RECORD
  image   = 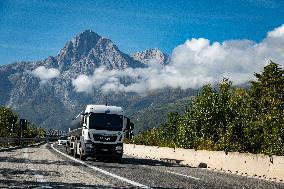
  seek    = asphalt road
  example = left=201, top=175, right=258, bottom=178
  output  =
left=51, top=143, right=284, bottom=189
left=0, top=143, right=283, bottom=188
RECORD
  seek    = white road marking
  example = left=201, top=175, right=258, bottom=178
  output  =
left=23, top=148, right=28, bottom=158
left=166, top=171, right=201, bottom=180
left=51, top=144, right=151, bottom=189
left=32, top=173, right=53, bottom=188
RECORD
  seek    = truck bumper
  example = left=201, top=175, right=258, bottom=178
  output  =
left=84, top=143, right=123, bottom=159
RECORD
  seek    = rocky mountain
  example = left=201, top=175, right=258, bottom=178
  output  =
left=0, top=30, right=195, bottom=132
left=57, top=30, right=145, bottom=73
left=132, top=48, right=169, bottom=65
left=1, top=30, right=144, bottom=107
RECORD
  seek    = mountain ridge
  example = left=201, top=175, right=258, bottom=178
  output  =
left=0, top=30, right=194, bottom=132
left=132, top=48, right=169, bottom=65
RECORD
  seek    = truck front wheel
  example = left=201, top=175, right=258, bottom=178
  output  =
left=70, top=149, right=74, bottom=156
left=80, top=150, right=86, bottom=161
left=113, top=156, right=122, bottom=163
left=73, top=148, right=78, bottom=158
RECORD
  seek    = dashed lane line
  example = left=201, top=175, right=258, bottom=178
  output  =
left=166, top=170, right=201, bottom=180
left=124, top=158, right=201, bottom=181
left=51, top=143, right=152, bottom=189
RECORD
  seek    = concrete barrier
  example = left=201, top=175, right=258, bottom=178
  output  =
left=124, top=144, right=284, bottom=181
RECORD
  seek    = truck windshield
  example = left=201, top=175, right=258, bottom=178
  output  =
left=89, top=113, right=123, bottom=131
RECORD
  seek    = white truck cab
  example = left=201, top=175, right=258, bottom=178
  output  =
left=66, top=105, right=133, bottom=162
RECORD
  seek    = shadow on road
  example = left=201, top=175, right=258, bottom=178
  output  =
left=53, top=143, right=189, bottom=169
left=0, top=178, right=180, bottom=189
left=121, top=156, right=190, bottom=168
left=80, top=156, right=190, bottom=170
left=0, top=142, right=46, bottom=152
left=0, top=156, right=81, bottom=167
left=0, top=144, right=80, bottom=167
left=0, top=178, right=126, bottom=189
left=0, top=167, right=60, bottom=179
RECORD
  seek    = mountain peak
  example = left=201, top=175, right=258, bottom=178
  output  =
left=57, top=30, right=103, bottom=69
left=59, top=30, right=101, bottom=58
left=75, top=29, right=101, bottom=42
left=56, top=30, right=145, bottom=71
left=133, top=48, right=169, bottom=65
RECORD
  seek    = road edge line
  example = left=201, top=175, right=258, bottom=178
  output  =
left=51, top=143, right=151, bottom=189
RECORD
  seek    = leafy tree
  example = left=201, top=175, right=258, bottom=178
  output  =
left=216, top=88, right=252, bottom=152
left=175, top=112, right=195, bottom=149
left=159, top=112, right=180, bottom=147
left=0, top=107, right=18, bottom=137
left=188, top=84, right=220, bottom=148
left=131, top=61, right=284, bottom=155
left=248, top=61, right=284, bottom=155
left=132, top=128, right=161, bottom=146
left=0, top=106, right=46, bottom=138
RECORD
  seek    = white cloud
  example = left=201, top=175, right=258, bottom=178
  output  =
left=267, top=24, right=284, bottom=38
left=72, top=24, right=284, bottom=94
left=72, top=74, right=93, bottom=93
left=31, top=66, right=60, bottom=84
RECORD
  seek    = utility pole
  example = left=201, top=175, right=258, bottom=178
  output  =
left=8, top=116, right=16, bottom=146
left=9, top=116, right=16, bottom=133
left=104, top=95, right=108, bottom=106
left=20, top=119, right=27, bottom=146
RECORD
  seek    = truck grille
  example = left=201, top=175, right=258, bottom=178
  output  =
left=93, top=134, right=117, bottom=142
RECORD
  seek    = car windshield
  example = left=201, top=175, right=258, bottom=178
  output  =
left=89, top=113, right=123, bottom=131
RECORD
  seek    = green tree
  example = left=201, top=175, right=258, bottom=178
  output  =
left=131, top=61, right=284, bottom=156
left=248, top=61, right=284, bottom=155
left=0, top=106, right=46, bottom=138
left=132, top=128, right=161, bottom=146
left=188, top=84, right=220, bottom=149
left=216, top=88, right=252, bottom=152
left=0, top=107, right=18, bottom=137
left=159, top=112, right=180, bottom=147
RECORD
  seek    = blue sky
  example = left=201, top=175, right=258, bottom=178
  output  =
left=0, top=0, right=284, bottom=65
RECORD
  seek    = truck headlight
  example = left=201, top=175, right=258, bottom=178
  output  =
left=115, top=146, right=122, bottom=150
left=86, top=143, right=93, bottom=148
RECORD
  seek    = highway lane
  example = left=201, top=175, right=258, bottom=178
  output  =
left=0, top=143, right=114, bottom=188
left=52, top=143, right=284, bottom=189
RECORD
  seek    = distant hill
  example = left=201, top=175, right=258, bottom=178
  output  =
left=129, top=96, right=193, bottom=133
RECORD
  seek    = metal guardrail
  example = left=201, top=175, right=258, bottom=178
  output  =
left=0, top=137, right=41, bottom=143
left=0, top=137, right=43, bottom=148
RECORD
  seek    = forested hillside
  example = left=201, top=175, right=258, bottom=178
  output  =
left=124, top=88, right=196, bottom=133
left=131, top=62, right=284, bottom=156
left=129, top=98, right=191, bottom=133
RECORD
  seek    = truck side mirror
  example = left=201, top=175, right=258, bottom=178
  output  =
left=130, top=122, right=134, bottom=130
left=125, top=131, right=134, bottom=139
left=124, top=117, right=134, bottom=130
left=125, top=118, right=131, bottom=130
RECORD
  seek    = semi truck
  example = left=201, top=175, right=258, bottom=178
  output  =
left=66, top=104, right=134, bottom=162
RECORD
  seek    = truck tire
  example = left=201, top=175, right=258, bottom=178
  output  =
left=73, top=147, right=78, bottom=158
left=70, top=149, right=74, bottom=156
left=80, top=150, right=86, bottom=161
left=113, top=156, right=122, bottom=163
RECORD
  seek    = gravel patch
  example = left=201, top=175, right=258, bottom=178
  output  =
left=0, top=143, right=113, bottom=188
